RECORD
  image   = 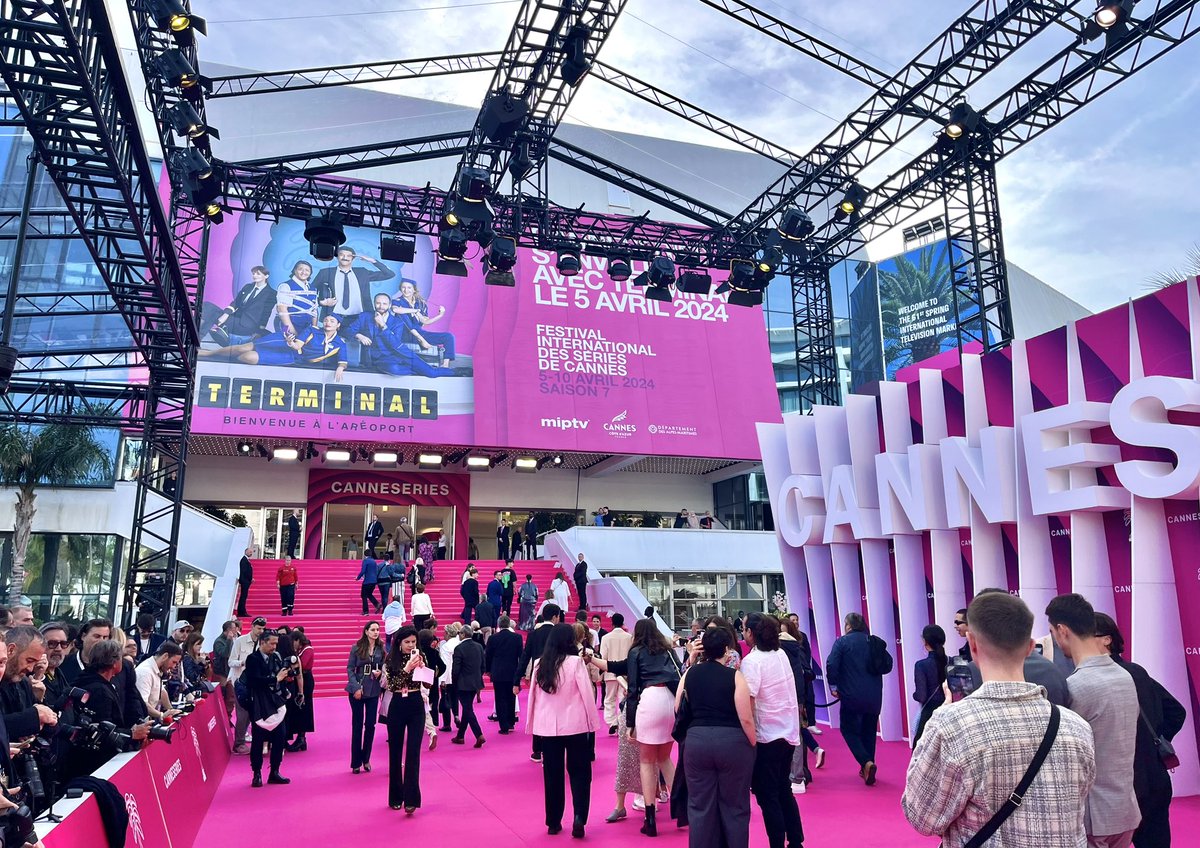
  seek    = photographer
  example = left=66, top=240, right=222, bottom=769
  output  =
left=1, top=628, right=56, bottom=742
left=37, top=623, right=71, bottom=708
left=244, top=629, right=291, bottom=787
left=62, top=639, right=150, bottom=782
left=134, top=642, right=185, bottom=723
left=0, top=638, right=44, bottom=848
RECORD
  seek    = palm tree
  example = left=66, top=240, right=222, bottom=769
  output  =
left=1146, top=244, right=1200, bottom=289
left=0, top=422, right=112, bottom=605
left=878, top=243, right=956, bottom=374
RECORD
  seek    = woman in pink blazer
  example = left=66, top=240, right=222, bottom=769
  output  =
left=527, top=622, right=598, bottom=838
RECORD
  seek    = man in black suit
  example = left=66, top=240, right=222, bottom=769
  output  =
left=237, top=546, right=254, bottom=618
left=515, top=603, right=561, bottom=762
left=312, top=247, right=396, bottom=325
left=132, top=612, right=167, bottom=663
left=524, top=514, right=538, bottom=559
left=365, top=513, right=385, bottom=557
left=210, top=266, right=276, bottom=344
left=452, top=632, right=486, bottom=748
left=286, top=510, right=302, bottom=559
left=485, top=616, right=523, bottom=734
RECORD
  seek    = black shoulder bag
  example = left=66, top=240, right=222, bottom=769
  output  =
left=963, top=704, right=1060, bottom=848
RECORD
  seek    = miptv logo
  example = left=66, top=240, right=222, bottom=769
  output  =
left=604, top=410, right=637, bottom=438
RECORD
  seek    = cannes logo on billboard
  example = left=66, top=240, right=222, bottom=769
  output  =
left=541, top=416, right=590, bottom=430
left=604, top=410, right=637, bottom=437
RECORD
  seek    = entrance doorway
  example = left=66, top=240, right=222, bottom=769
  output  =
left=321, top=503, right=456, bottom=560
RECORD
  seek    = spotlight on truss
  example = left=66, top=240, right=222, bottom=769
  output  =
left=485, top=236, right=518, bottom=287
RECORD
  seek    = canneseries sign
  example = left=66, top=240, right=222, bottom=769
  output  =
left=190, top=201, right=780, bottom=459
left=757, top=278, right=1200, bottom=796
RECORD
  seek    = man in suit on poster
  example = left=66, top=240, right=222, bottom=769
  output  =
left=312, top=247, right=395, bottom=325
left=210, top=266, right=277, bottom=344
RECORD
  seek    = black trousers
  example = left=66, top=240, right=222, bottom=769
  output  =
left=493, top=679, right=516, bottom=731
left=751, top=739, right=803, bottom=848
left=386, top=693, right=424, bottom=809
left=287, top=533, right=299, bottom=559
left=250, top=721, right=286, bottom=775
left=455, top=689, right=482, bottom=739
left=502, top=592, right=514, bottom=616
left=1133, top=794, right=1172, bottom=848
left=413, top=614, right=430, bottom=632
left=839, top=706, right=879, bottom=768
left=361, top=582, right=381, bottom=614
left=460, top=600, right=473, bottom=623
left=439, top=684, right=458, bottom=729
left=279, top=584, right=296, bottom=615
left=349, top=694, right=379, bottom=769
left=575, top=578, right=588, bottom=610
left=539, top=733, right=592, bottom=827
left=236, top=579, right=252, bottom=616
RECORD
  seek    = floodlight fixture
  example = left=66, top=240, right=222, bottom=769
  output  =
left=154, top=49, right=199, bottom=89
left=608, top=253, right=632, bottom=282
left=147, top=0, right=206, bottom=36
left=514, top=457, right=539, bottom=473
left=1096, top=0, right=1134, bottom=28
left=272, top=448, right=299, bottom=461
left=436, top=210, right=469, bottom=276
left=556, top=245, right=582, bottom=276
left=305, top=212, right=347, bottom=262
left=457, top=167, right=492, bottom=203
left=561, top=24, right=592, bottom=86
left=237, top=441, right=253, bottom=455
left=325, top=448, right=352, bottom=463
left=167, top=102, right=217, bottom=141
left=777, top=207, right=815, bottom=243
left=372, top=451, right=399, bottom=465
left=485, top=236, right=518, bottom=286
left=465, top=455, right=493, bottom=471
left=417, top=452, right=444, bottom=469
left=676, top=271, right=712, bottom=295
left=834, top=183, right=867, bottom=222
left=944, top=102, right=981, bottom=139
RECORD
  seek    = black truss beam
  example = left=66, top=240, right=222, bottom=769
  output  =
left=546, top=137, right=730, bottom=225
left=697, top=0, right=890, bottom=88
left=0, top=208, right=78, bottom=238
left=0, top=377, right=152, bottom=426
left=457, top=0, right=628, bottom=189
left=15, top=348, right=143, bottom=373
left=0, top=0, right=197, bottom=370
left=207, top=51, right=509, bottom=98
left=237, top=132, right=473, bottom=175
left=719, top=0, right=1078, bottom=248
left=790, top=262, right=839, bottom=411
left=810, top=0, right=1200, bottom=260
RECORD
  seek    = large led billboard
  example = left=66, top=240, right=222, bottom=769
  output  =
left=191, top=212, right=781, bottom=459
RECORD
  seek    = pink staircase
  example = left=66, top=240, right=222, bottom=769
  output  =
left=237, top=558, right=578, bottom=698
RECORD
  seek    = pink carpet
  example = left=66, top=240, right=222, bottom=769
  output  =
left=195, top=691, right=1200, bottom=847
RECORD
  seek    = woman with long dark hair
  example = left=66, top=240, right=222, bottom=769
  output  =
left=779, top=618, right=823, bottom=792
left=383, top=625, right=427, bottom=813
left=346, top=621, right=386, bottom=774
left=626, top=618, right=680, bottom=836
left=528, top=622, right=597, bottom=838
left=912, top=624, right=948, bottom=745
left=677, top=627, right=757, bottom=848
left=287, top=628, right=315, bottom=752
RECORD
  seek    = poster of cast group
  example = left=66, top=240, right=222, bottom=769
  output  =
left=191, top=205, right=783, bottom=460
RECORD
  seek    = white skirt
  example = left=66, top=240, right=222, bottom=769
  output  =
left=634, top=685, right=676, bottom=745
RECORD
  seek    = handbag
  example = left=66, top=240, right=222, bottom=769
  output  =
left=379, top=689, right=392, bottom=721
left=671, top=684, right=693, bottom=744
left=254, top=704, right=287, bottom=732
left=962, top=704, right=1060, bottom=848
left=1139, top=707, right=1180, bottom=769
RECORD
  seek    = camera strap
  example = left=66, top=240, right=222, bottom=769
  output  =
left=962, top=704, right=1060, bottom=848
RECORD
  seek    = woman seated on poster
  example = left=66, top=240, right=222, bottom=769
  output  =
left=391, top=280, right=457, bottom=368
left=200, top=314, right=348, bottom=381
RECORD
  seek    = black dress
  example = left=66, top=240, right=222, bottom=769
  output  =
left=288, top=645, right=316, bottom=735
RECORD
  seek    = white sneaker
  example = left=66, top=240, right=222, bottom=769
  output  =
left=632, top=795, right=645, bottom=812
left=791, top=781, right=807, bottom=794
left=809, top=726, right=823, bottom=736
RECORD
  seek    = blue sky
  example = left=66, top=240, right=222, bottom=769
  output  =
left=194, top=0, right=1200, bottom=313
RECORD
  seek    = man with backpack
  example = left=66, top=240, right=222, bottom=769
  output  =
left=826, top=612, right=893, bottom=786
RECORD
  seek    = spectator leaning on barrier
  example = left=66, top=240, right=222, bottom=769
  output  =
left=63, top=638, right=151, bottom=782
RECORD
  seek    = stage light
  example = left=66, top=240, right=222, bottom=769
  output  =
left=728, top=289, right=764, bottom=307
left=272, top=448, right=299, bottom=461
left=508, top=136, right=537, bottom=181
left=556, top=245, right=582, bottom=276
left=373, top=451, right=399, bottom=464
left=485, top=236, right=517, bottom=287
left=147, top=0, right=206, bottom=36
left=608, top=253, right=632, bottom=282
left=633, top=256, right=675, bottom=287
left=676, top=271, right=712, bottom=295
left=515, top=457, right=539, bottom=473
left=552, top=454, right=564, bottom=466
left=757, top=246, right=783, bottom=275
left=834, top=183, right=867, bottom=222
left=1096, top=0, right=1134, bottom=28
left=304, top=212, right=347, bottom=262
left=176, top=147, right=213, bottom=181
left=561, top=24, right=592, bottom=86
left=154, top=49, right=199, bottom=89
left=237, top=441, right=252, bottom=455
left=466, top=455, right=492, bottom=471
left=380, top=232, right=416, bottom=263
left=457, top=166, right=491, bottom=203
left=417, top=452, right=444, bottom=469
left=166, top=102, right=217, bottom=141
left=536, top=455, right=565, bottom=470
left=944, top=102, right=981, bottom=139
left=325, top=448, right=352, bottom=463
left=777, top=207, right=815, bottom=243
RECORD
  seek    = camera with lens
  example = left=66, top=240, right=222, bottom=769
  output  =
left=0, top=792, right=35, bottom=848
left=143, top=720, right=178, bottom=744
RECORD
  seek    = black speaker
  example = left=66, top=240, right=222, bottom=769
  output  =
left=480, top=92, right=528, bottom=143
left=380, top=232, right=416, bottom=263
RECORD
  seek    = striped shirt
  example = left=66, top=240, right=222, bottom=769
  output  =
left=902, top=681, right=1095, bottom=847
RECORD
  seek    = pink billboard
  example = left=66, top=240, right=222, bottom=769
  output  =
left=191, top=208, right=780, bottom=459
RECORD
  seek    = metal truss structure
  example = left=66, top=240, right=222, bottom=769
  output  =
left=1, top=0, right=1199, bottom=619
